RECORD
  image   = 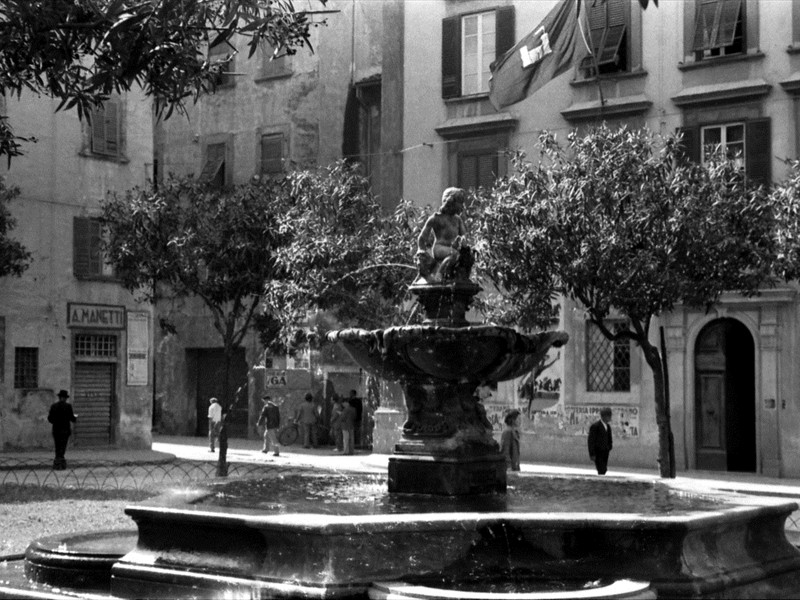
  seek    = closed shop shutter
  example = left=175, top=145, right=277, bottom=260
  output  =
left=73, top=363, right=114, bottom=445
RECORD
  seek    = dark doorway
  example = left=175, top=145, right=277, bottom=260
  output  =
left=191, top=348, right=249, bottom=439
left=694, top=319, right=756, bottom=472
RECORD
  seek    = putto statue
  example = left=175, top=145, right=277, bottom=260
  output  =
left=415, top=187, right=474, bottom=283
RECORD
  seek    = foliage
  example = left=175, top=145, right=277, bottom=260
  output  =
left=0, top=0, right=327, bottom=160
left=101, top=177, right=287, bottom=358
left=0, top=176, right=31, bottom=278
left=771, top=159, right=800, bottom=282
left=479, top=125, right=776, bottom=477
left=261, top=161, right=422, bottom=351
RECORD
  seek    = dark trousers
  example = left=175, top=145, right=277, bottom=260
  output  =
left=594, top=450, right=610, bottom=475
left=53, top=432, right=70, bottom=469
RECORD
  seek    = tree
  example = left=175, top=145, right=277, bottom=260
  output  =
left=0, top=0, right=328, bottom=161
left=102, top=177, right=288, bottom=474
left=478, top=126, right=776, bottom=478
left=262, top=160, right=423, bottom=350
left=0, top=176, right=31, bottom=278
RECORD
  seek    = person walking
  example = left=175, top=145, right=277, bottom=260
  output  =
left=500, top=409, right=521, bottom=472
left=208, top=397, right=222, bottom=453
left=588, top=407, right=614, bottom=475
left=257, top=395, right=282, bottom=456
left=329, top=396, right=344, bottom=452
left=48, top=389, right=77, bottom=470
left=296, top=393, right=318, bottom=449
left=340, top=398, right=357, bottom=455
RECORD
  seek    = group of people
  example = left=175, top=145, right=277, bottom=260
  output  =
left=251, top=390, right=360, bottom=457
left=500, top=405, right=614, bottom=475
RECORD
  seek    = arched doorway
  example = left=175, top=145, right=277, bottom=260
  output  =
left=694, top=319, right=756, bottom=472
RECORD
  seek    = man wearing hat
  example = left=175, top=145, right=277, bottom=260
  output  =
left=47, top=390, right=77, bottom=470
left=256, top=395, right=281, bottom=456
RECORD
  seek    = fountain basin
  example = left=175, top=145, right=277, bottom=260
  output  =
left=99, top=473, right=800, bottom=599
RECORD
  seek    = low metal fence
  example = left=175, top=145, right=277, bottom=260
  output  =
left=0, top=458, right=285, bottom=492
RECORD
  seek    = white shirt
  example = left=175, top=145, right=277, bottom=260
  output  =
left=208, top=402, right=222, bottom=423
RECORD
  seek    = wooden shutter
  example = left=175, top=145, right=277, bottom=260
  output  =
left=442, top=16, right=461, bottom=98
left=676, top=126, right=701, bottom=164
left=90, top=100, right=120, bottom=157
left=260, top=134, right=284, bottom=175
left=495, top=6, right=515, bottom=60
left=745, top=118, right=771, bottom=185
left=73, top=217, right=102, bottom=277
left=587, top=0, right=627, bottom=67
left=90, top=107, right=106, bottom=155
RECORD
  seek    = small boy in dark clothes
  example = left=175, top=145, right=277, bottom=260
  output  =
left=500, top=409, right=521, bottom=471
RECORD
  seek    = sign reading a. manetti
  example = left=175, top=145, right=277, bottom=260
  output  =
left=67, top=303, right=126, bottom=329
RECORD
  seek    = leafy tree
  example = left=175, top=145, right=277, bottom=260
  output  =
left=478, top=126, right=776, bottom=478
left=0, top=0, right=328, bottom=160
left=262, top=160, right=423, bottom=350
left=102, top=177, right=288, bottom=474
left=0, top=176, right=31, bottom=278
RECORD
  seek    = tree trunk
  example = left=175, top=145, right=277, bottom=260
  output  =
left=641, top=341, right=674, bottom=478
left=216, top=346, right=233, bottom=478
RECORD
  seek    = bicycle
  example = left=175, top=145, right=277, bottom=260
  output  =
left=277, top=421, right=329, bottom=447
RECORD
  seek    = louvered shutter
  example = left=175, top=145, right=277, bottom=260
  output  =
left=104, top=101, right=119, bottom=156
left=73, top=217, right=102, bottom=277
left=442, top=16, right=461, bottom=98
left=745, top=118, right=771, bottom=185
left=91, top=107, right=106, bottom=155
left=260, top=135, right=284, bottom=175
left=495, top=6, right=515, bottom=60
left=675, top=127, right=701, bottom=164
left=587, top=0, right=626, bottom=67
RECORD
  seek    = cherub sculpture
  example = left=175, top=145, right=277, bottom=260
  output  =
left=416, top=187, right=473, bottom=283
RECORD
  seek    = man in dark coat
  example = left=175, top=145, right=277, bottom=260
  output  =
left=48, top=389, right=77, bottom=470
left=588, top=406, right=613, bottom=475
left=257, top=395, right=281, bottom=456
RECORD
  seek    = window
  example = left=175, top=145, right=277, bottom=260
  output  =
left=209, top=43, right=235, bottom=87
left=693, top=0, right=744, bottom=59
left=458, top=150, right=498, bottom=190
left=701, top=122, right=745, bottom=169
left=73, top=217, right=113, bottom=279
left=582, top=0, right=629, bottom=76
left=200, top=142, right=227, bottom=188
left=256, top=44, right=291, bottom=81
left=260, top=134, right=284, bottom=177
left=586, top=322, right=630, bottom=392
left=89, top=99, right=121, bottom=158
left=14, top=347, right=38, bottom=389
left=679, top=118, right=770, bottom=184
left=442, top=6, right=514, bottom=99
left=74, top=334, right=117, bottom=358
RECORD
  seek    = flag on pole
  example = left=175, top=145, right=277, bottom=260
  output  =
left=489, top=0, right=590, bottom=110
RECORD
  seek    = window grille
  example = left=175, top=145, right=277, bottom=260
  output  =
left=14, top=347, right=38, bottom=388
left=74, top=334, right=118, bottom=358
left=586, top=322, right=630, bottom=392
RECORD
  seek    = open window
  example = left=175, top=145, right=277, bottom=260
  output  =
left=692, top=0, right=744, bottom=59
left=582, top=0, right=629, bottom=77
left=200, top=142, right=227, bottom=188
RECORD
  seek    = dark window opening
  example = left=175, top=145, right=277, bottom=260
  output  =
left=14, top=347, right=38, bottom=389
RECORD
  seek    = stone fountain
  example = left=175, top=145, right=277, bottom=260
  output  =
left=5, top=188, right=800, bottom=599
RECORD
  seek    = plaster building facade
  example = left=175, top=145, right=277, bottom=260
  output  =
left=153, top=0, right=398, bottom=441
left=373, top=0, right=800, bottom=478
left=0, top=91, right=155, bottom=450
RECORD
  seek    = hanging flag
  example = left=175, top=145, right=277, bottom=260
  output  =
left=489, top=0, right=590, bottom=110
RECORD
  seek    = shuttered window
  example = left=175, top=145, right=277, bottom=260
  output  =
left=14, top=347, right=38, bottom=389
left=583, top=0, right=628, bottom=75
left=260, top=134, right=284, bottom=176
left=678, top=118, right=771, bottom=184
left=200, top=142, right=226, bottom=188
left=693, top=0, right=743, bottom=57
left=73, top=217, right=113, bottom=279
left=458, top=151, right=498, bottom=191
left=257, top=44, right=291, bottom=80
left=442, top=6, right=515, bottom=99
left=90, top=99, right=121, bottom=157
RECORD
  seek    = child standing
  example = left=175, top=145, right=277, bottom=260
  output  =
left=500, top=409, right=521, bottom=471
